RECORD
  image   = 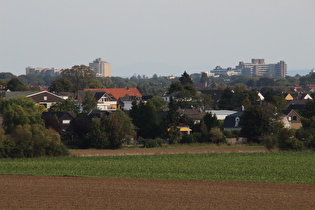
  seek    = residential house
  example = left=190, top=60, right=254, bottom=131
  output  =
left=85, top=88, right=143, bottom=100
left=178, top=108, right=206, bottom=124
left=4, top=90, right=64, bottom=109
left=288, top=93, right=313, bottom=111
left=83, top=88, right=143, bottom=110
left=284, top=93, right=294, bottom=101
left=42, top=111, right=77, bottom=133
left=177, top=126, right=192, bottom=135
left=199, top=90, right=223, bottom=109
left=299, top=93, right=312, bottom=100
left=119, top=96, right=141, bottom=110
left=77, top=90, right=118, bottom=110
left=222, top=112, right=243, bottom=131
left=281, top=109, right=302, bottom=129
left=205, top=110, right=238, bottom=120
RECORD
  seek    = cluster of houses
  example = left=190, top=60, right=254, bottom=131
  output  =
left=0, top=88, right=143, bottom=135
left=0, top=87, right=311, bottom=143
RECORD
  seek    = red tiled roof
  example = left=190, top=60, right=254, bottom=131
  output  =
left=84, top=88, right=142, bottom=99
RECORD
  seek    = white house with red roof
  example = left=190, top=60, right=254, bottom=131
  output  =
left=84, top=88, right=142, bottom=99
left=81, top=88, right=142, bottom=110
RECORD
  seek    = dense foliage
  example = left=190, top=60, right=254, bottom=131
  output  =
left=0, top=97, right=69, bottom=158
left=70, top=110, right=135, bottom=149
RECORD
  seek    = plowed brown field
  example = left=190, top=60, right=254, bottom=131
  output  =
left=0, top=175, right=314, bottom=209
left=1, top=147, right=314, bottom=209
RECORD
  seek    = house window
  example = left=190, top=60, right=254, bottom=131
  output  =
left=62, top=120, right=70, bottom=124
left=44, top=96, right=47, bottom=100
left=292, top=116, right=297, bottom=121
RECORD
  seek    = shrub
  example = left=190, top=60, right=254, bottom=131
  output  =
left=142, top=138, right=164, bottom=148
left=180, top=134, right=195, bottom=144
left=260, top=134, right=278, bottom=150
left=278, top=128, right=304, bottom=151
left=0, top=124, right=69, bottom=158
left=209, top=128, right=226, bottom=143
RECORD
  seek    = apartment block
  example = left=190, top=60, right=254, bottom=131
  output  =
left=25, top=67, right=61, bottom=77
left=89, top=58, right=111, bottom=77
left=211, top=59, right=287, bottom=77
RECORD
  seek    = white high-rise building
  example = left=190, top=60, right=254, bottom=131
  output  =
left=89, top=58, right=111, bottom=77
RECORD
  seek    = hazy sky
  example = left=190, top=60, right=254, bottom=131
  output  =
left=1, top=0, right=315, bottom=77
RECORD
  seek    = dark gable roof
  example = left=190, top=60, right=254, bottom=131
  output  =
left=119, top=95, right=140, bottom=102
left=178, top=109, right=206, bottom=120
left=282, top=109, right=300, bottom=117
left=199, top=90, right=224, bottom=102
left=5, top=91, right=38, bottom=99
left=141, top=95, right=153, bottom=101
left=77, top=91, right=116, bottom=102
left=27, top=91, right=64, bottom=103
left=94, top=92, right=106, bottom=101
left=222, top=112, right=243, bottom=128
left=86, top=110, right=113, bottom=120
left=42, top=111, right=76, bottom=119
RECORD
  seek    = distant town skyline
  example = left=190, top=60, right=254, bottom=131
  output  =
left=1, top=0, right=314, bottom=77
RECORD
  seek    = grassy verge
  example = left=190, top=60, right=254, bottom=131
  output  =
left=0, top=152, right=314, bottom=183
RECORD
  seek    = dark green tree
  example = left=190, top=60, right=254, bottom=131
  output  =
left=86, top=117, right=108, bottom=149
left=102, top=110, right=135, bottom=149
left=61, top=65, right=96, bottom=92
left=6, top=78, right=27, bottom=91
left=179, top=71, right=193, bottom=86
left=82, top=91, right=97, bottom=114
left=256, top=77, right=276, bottom=86
left=200, top=72, right=209, bottom=84
left=218, top=87, right=235, bottom=110
left=48, top=77, right=74, bottom=93
left=1, top=96, right=44, bottom=134
left=240, top=104, right=279, bottom=143
left=301, top=99, right=315, bottom=118
left=202, top=112, right=220, bottom=131
left=147, top=96, right=167, bottom=111
left=49, top=99, right=80, bottom=113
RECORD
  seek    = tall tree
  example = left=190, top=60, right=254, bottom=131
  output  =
left=48, top=77, right=74, bottom=93
left=82, top=91, right=97, bottom=114
left=61, top=65, right=96, bottom=92
left=200, top=72, right=209, bottom=83
left=86, top=117, right=108, bottom=149
left=218, top=87, right=235, bottom=110
left=179, top=71, right=193, bottom=86
left=240, top=103, right=279, bottom=143
left=102, top=110, right=135, bottom=149
left=202, top=112, right=220, bottom=131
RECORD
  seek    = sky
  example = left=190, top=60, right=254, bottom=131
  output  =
left=1, top=0, right=315, bottom=77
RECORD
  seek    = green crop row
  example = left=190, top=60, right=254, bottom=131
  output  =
left=0, top=152, right=314, bottom=183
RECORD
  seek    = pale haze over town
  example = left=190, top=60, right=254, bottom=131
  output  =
left=1, top=0, right=315, bottom=77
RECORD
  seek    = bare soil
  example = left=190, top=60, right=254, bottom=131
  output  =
left=70, top=146, right=269, bottom=156
left=0, top=175, right=314, bottom=209
left=1, top=147, right=314, bottom=209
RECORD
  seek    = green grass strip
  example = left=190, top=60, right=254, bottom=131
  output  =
left=0, top=152, right=314, bottom=184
